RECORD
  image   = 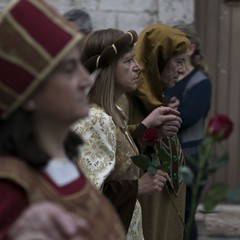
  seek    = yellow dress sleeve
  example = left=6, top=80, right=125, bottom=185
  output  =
left=72, top=107, right=117, bottom=190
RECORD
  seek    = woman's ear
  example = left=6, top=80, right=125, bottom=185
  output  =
left=22, top=99, right=36, bottom=111
left=187, top=43, right=196, bottom=56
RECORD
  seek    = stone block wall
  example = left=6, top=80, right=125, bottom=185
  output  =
left=0, top=0, right=194, bottom=33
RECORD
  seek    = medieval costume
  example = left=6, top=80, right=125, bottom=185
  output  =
left=0, top=157, right=125, bottom=240
left=119, top=24, right=190, bottom=240
left=0, top=1, right=125, bottom=239
left=73, top=29, right=147, bottom=239
left=73, top=105, right=144, bottom=240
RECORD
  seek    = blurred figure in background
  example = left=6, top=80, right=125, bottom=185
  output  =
left=64, top=8, right=93, bottom=35
left=0, top=1, right=124, bottom=239
left=165, top=23, right=212, bottom=240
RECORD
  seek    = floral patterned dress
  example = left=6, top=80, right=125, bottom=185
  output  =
left=73, top=104, right=144, bottom=240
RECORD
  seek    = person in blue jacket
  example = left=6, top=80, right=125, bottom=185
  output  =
left=165, top=23, right=212, bottom=240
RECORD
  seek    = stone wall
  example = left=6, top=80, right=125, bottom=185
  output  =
left=0, top=0, right=194, bottom=33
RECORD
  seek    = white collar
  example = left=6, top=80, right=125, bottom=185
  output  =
left=43, top=158, right=80, bottom=187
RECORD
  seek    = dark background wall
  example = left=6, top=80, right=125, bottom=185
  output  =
left=195, top=0, right=240, bottom=190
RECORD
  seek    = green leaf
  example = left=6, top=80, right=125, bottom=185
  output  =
left=147, top=165, right=157, bottom=175
left=225, top=188, right=240, bottom=203
left=161, top=162, right=170, bottom=172
left=152, top=158, right=160, bottom=168
left=131, top=154, right=151, bottom=171
left=178, top=166, right=194, bottom=185
left=207, top=152, right=229, bottom=174
left=158, top=147, right=170, bottom=164
left=203, top=183, right=228, bottom=212
left=151, top=152, right=158, bottom=160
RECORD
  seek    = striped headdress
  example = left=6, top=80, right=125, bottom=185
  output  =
left=0, top=0, right=83, bottom=119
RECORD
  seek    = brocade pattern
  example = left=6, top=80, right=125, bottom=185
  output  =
left=73, top=105, right=144, bottom=240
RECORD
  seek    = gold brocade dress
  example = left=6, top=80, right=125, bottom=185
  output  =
left=118, top=94, right=186, bottom=240
left=73, top=104, right=144, bottom=240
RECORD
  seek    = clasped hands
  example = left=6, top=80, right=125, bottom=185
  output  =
left=141, top=104, right=181, bottom=137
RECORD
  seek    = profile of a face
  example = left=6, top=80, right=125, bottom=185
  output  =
left=115, top=50, right=141, bottom=95
left=26, top=46, right=92, bottom=125
left=160, top=53, right=186, bottom=89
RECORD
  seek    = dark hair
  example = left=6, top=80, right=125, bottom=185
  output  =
left=63, top=9, right=92, bottom=34
left=81, top=29, right=138, bottom=73
left=0, top=109, right=82, bottom=168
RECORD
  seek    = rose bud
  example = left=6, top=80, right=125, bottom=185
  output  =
left=207, top=114, right=233, bottom=140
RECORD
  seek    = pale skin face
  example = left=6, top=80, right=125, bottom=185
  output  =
left=178, top=43, right=195, bottom=79
left=160, top=53, right=186, bottom=89
left=10, top=49, right=93, bottom=239
left=114, top=50, right=140, bottom=101
left=167, top=48, right=195, bottom=109
left=23, top=46, right=92, bottom=158
left=30, top=46, right=92, bottom=126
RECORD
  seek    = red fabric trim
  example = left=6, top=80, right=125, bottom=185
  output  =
left=0, top=180, right=28, bottom=240
left=11, top=0, right=72, bottom=57
left=40, top=171, right=86, bottom=195
left=0, top=58, right=33, bottom=94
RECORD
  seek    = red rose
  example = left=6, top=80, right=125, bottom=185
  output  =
left=143, top=128, right=159, bottom=145
left=207, top=114, right=233, bottom=140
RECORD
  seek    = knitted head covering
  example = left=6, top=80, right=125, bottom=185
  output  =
left=134, top=23, right=190, bottom=113
left=0, top=0, right=83, bottom=119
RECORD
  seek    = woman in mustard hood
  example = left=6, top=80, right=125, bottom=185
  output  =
left=119, top=23, right=190, bottom=240
left=135, top=23, right=190, bottom=112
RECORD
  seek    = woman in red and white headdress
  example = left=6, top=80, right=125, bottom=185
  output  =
left=0, top=1, right=125, bottom=239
